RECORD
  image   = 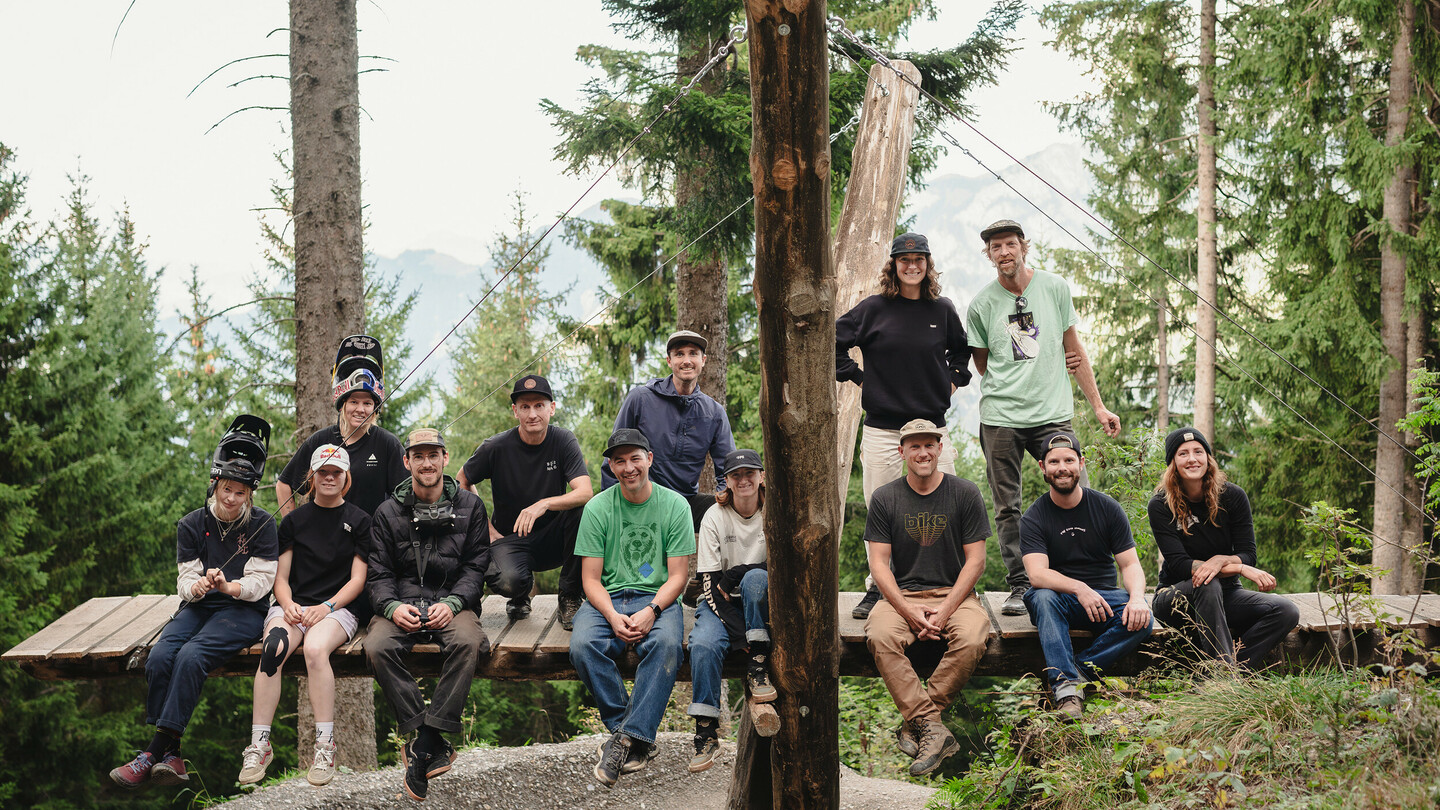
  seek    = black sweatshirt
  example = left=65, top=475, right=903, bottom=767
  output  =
left=1148, top=483, right=1257, bottom=588
left=834, top=294, right=972, bottom=429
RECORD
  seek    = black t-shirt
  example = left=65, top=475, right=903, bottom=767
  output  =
left=1020, top=488, right=1135, bottom=590
left=277, top=425, right=407, bottom=516
left=176, top=505, right=280, bottom=613
left=864, top=474, right=991, bottom=591
left=461, top=426, right=588, bottom=536
left=278, top=500, right=373, bottom=622
left=1148, top=483, right=1256, bottom=587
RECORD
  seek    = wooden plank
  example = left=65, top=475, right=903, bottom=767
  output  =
left=49, top=595, right=167, bottom=659
left=1375, top=593, right=1440, bottom=627
left=1285, top=593, right=1339, bottom=632
left=982, top=591, right=1037, bottom=639
left=478, top=594, right=511, bottom=649
left=2, top=596, right=131, bottom=661
left=87, top=595, right=181, bottom=657
left=495, top=594, right=556, bottom=653
left=837, top=592, right=866, bottom=643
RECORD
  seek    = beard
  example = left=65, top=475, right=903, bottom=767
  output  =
left=1045, top=470, right=1079, bottom=495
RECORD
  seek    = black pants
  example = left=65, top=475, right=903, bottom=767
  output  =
left=1153, top=580, right=1299, bottom=668
left=364, top=611, right=488, bottom=734
left=485, top=508, right=583, bottom=600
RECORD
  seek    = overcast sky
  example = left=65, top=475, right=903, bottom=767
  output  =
left=1, top=2, right=1089, bottom=317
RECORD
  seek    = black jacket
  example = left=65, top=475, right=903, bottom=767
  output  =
left=368, top=476, right=490, bottom=614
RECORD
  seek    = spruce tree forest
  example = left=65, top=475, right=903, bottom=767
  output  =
left=1, top=0, right=1438, bottom=807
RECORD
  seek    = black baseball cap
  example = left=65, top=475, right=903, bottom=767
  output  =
left=722, top=449, right=763, bottom=476
left=510, top=374, right=554, bottom=402
left=1041, top=431, right=1081, bottom=460
left=890, top=232, right=931, bottom=256
left=981, top=219, right=1026, bottom=243
left=604, top=428, right=652, bottom=458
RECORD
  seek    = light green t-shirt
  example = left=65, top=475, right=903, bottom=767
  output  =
left=574, top=483, right=696, bottom=594
left=966, top=268, right=1081, bottom=428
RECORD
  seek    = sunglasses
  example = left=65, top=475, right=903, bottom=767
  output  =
left=1014, top=295, right=1028, bottom=313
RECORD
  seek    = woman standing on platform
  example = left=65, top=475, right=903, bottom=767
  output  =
left=1148, top=427, right=1299, bottom=669
left=239, top=444, right=371, bottom=787
left=109, top=417, right=279, bottom=789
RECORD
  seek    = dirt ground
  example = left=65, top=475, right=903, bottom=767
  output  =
left=221, top=732, right=938, bottom=809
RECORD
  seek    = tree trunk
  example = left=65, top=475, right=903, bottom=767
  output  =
left=1157, top=286, right=1170, bottom=433
left=290, top=0, right=375, bottom=769
left=744, top=1, right=840, bottom=806
left=832, top=61, right=923, bottom=507
left=1194, top=0, right=1218, bottom=440
left=1372, top=0, right=1416, bottom=595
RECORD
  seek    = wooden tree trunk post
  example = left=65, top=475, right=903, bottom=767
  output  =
left=290, top=0, right=375, bottom=770
left=744, top=1, right=841, bottom=807
left=1194, top=0, right=1218, bottom=439
left=1156, top=286, right=1170, bottom=432
left=1373, top=0, right=1416, bottom=595
left=832, top=61, right=923, bottom=507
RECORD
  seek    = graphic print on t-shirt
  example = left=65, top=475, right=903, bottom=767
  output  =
left=1006, top=311, right=1039, bottom=361
left=620, top=519, right=661, bottom=580
left=903, top=511, right=948, bottom=547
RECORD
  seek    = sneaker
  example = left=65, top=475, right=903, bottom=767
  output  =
left=689, top=732, right=721, bottom=773
left=1000, top=586, right=1028, bottom=616
left=402, top=739, right=457, bottom=779
left=1055, top=694, right=1084, bottom=721
left=746, top=656, right=778, bottom=703
left=851, top=588, right=882, bottom=620
left=506, top=594, right=532, bottom=622
left=593, top=732, right=629, bottom=787
left=307, top=741, right=337, bottom=786
left=557, top=594, right=582, bottom=631
left=403, top=746, right=430, bottom=801
left=621, top=738, right=658, bottom=774
left=109, top=752, right=155, bottom=789
left=150, top=752, right=189, bottom=785
left=896, top=717, right=923, bottom=758
left=908, top=719, right=960, bottom=777
left=238, top=742, right=273, bottom=785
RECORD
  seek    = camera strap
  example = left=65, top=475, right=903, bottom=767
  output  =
left=405, top=488, right=435, bottom=602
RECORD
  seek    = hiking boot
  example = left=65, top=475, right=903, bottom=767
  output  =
left=402, top=739, right=456, bottom=779
left=506, top=594, right=532, bottom=622
left=150, top=753, right=189, bottom=785
left=747, top=646, right=778, bottom=703
left=238, top=742, right=273, bottom=785
left=593, top=732, right=629, bottom=787
left=109, top=752, right=155, bottom=789
left=558, top=594, right=582, bottom=631
left=307, top=741, right=337, bottom=786
left=1055, top=694, right=1084, bottom=721
left=908, top=719, right=960, bottom=777
left=403, top=746, right=431, bottom=801
left=1000, top=586, right=1028, bottom=616
left=689, top=731, right=721, bottom=773
left=851, top=588, right=882, bottom=620
left=621, top=738, right=658, bottom=774
left=896, top=716, right=924, bottom=758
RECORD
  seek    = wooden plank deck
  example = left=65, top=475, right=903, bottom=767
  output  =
left=5, top=591, right=1437, bottom=682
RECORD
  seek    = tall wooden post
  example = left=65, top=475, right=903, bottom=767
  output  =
left=833, top=61, right=923, bottom=506
left=1194, top=0, right=1218, bottom=439
left=745, top=1, right=840, bottom=807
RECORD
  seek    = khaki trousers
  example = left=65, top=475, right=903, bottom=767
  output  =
left=865, top=589, right=989, bottom=722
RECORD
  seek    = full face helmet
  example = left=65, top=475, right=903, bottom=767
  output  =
left=332, top=335, right=386, bottom=410
left=210, top=415, right=272, bottom=490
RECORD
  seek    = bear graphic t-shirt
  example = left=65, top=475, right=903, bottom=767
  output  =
left=575, top=483, right=695, bottom=594
left=864, top=474, right=991, bottom=591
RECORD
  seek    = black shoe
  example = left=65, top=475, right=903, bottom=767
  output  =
left=621, top=738, right=658, bottom=774
left=402, top=739, right=456, bottom=779
left=746, top=656, right=777, bottom=703
left=689, top=731, right=721, bottom=773
left=558, top=594, right=582, bottom=631
left=594, top=733, right=629, bottom=787
left=852, top=588, right=882, bottom=620
left=507, top=595, right=532, bottom=622
left=403, top=747, right=431, bottom=801
left=1000, top=586, right=1028, bottom=616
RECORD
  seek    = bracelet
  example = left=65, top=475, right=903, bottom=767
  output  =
left=648, top=603, right=663, bottom=619
left=324, top=601, right=336, bottom=612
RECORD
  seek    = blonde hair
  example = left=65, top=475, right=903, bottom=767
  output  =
left=1157, top=454, right=1228, bottom=535
left=878, top=256, right=942, bottom=300
left=336, top=395, right=378, bottom=437
left=208, top=479, right=255, bottom=528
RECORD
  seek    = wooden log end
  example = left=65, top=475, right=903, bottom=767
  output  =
left=750, top=701, right=780, bottom=737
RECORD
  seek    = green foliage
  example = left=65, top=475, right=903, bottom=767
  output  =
left=1398, top=369, right=1440, bottom=509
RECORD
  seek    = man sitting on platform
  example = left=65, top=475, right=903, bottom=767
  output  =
left=864, top=419, right=991, bottom=776
left=1021, top=432, right=1152, bottom=720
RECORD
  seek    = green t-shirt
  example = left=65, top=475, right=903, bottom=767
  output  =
left=966, top=268, right=1080, bottom=428
left=574, top=483, right=696, bottom=594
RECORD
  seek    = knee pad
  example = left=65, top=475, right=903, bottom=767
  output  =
left=259, top=627, right=290, bottom=677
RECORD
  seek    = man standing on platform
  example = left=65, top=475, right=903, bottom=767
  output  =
left=864, top=419, right=991, bottom=776
left=1021, top=432, right=1151, bottom=720
left=458, top=375, right=592, bottom=629
left=571, top=428, right=694, bottom=787
left=966, top=219, right=1122, bottom=617
left=601, top=330, right=735, bottom=528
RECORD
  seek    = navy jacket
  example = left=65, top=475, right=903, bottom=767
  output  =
left=600, top=375, right=735, bottom=496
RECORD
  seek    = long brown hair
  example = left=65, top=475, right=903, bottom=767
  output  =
left=878, top=256, right=942, bottom=300
left=1157, top=453, right=1228, bottom=535
left=716, top=479, right=765, bottom=513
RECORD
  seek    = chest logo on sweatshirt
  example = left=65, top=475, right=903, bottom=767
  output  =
left=903, top=512, right=948, bottom=547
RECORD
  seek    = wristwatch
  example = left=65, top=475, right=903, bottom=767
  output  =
left=647, top=603, right=663, bottom=619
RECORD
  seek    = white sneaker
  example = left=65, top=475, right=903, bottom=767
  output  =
left=238, top=742, right=273, bottom=785
left=307, top=740, right=337, bottom=786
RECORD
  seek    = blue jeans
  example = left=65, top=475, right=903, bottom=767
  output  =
left=569, top=590, right=684, bottom=745
left=688, top=569, right=770, bottom=719
left=1024, top=587, right=1152, bottom=700
left=146, top=600, right=264, bottom=733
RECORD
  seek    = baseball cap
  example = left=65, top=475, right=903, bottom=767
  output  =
left=980, top=219, right=1026, bottom=243
left=898, top=418, right=946, bottom=444
left=309, top=444, right=351, bottom=472
left=722, top=448, right=763, bottom=475
left=666, top=330, right=709, bottom=354
left=1041, top=431, right=1081, bottom=460
left=510, top=374, right=554, bottom=402
left=604, top=428, right=651, bottom=458
left=890, top=232, right=931, bottom=256
left=403, top=427, right=447, bottom=452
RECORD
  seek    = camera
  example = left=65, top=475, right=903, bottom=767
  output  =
left=411, top=500, right=455, bottom=533
left=406, top=599, right=432, bottom=633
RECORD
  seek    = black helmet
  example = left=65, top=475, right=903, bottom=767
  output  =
left=210, top=415, right=272, bottom=489
left=332, top=335, right=386, bottom=411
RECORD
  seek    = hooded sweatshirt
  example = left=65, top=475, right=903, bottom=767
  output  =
left=600, top=375, right=735, bottom=496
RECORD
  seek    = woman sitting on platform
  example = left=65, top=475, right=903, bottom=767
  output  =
left=109, top=416, right=279, bottom=789
left=240, top=444, right=371, bottom=787
left=1148, top=426, right=1298, bottom=669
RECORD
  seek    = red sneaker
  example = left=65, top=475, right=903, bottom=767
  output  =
left=151, top=753, right=190, bottom=785
left=109, top=752, right=155, bottom=789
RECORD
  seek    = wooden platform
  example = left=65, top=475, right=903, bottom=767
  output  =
left=5, top=592, right=1438, bottom=682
